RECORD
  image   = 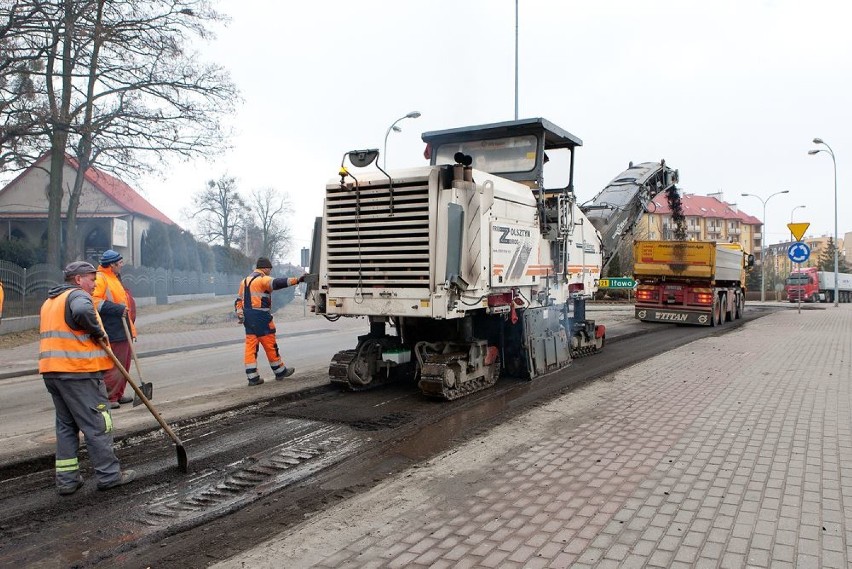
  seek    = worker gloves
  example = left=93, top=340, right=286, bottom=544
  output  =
left=236, top=309, right=244, bottom=324
left=298, top=274, right=306, bottom=283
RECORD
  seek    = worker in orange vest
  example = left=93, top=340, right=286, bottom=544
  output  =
left=235, top=257, right=306, bottom=386
left=92, top=250, right=137, bottom=409
left=39, top=261, right=135, bottom=495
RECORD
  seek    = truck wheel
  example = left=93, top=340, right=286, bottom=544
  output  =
left=734, top=295, right=743, bottom=319
left=710, top=299, right=721, bottom=327
left=723, top=294, right=733, bottom=322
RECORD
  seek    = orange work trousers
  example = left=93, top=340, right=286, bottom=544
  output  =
left=244, top=334, right=285, bottom=381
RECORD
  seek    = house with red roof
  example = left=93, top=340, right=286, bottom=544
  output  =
left=0, top=152, right=175, bottom=266
left=637, top=190, right=763, bottom=259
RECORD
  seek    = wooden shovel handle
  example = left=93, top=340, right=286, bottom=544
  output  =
left=98, top=338, right=183, bottom=446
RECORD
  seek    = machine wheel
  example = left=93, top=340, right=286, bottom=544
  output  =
left=710, top=298, right=720, bottom=327
left=714, top=296, right=723, bottom=326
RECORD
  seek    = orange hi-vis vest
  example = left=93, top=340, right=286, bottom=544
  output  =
left=38, top=290, right=112, bottom=374
left=93, top=266, right=137, bottom=338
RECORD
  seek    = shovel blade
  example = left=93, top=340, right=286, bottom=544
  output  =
left=176, top=443, right=188, bottom=473
left=132, top=382, right=153, bottom=407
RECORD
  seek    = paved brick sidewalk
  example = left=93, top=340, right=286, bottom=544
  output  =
left=214, top=304, right=852, bottom=569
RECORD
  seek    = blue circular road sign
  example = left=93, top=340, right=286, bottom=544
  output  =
left=788, top=241, right=810, bottom=263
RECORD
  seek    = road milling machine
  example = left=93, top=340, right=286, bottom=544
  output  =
left=308, top=118, right=678, bottom=400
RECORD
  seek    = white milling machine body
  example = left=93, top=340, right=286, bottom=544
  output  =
left=310, top=118, right=673, bottom=400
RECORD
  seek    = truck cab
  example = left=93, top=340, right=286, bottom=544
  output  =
left=785, top=267, right=819, bottom=303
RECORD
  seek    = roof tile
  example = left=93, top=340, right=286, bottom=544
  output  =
left=650, top=192, right=762, bottom=225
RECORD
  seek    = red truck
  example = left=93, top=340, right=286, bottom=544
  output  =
left=785, top=266, right=852, bottom=303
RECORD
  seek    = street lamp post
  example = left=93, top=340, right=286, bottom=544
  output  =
left=809, top=139, right=839, bottom=306
left=383, top=111, right=421, bottom=169
left=741, top=190, right=790, bottom=302
left=789, top=205, right=806, bottom=275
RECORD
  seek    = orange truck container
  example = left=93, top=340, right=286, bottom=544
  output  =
left=633, top=240, right=753, bottom=326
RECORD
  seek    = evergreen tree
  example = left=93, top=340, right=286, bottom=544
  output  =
left=817, top=238, right=849, bottom=272
left=181, top=231, right=203, bottom=272
left=603, top=252, right=622, bottom=278
left=167, top=225, right=190, bottom=270
left=211, top=245, right=251, bottom=275
left=140, top=222, right=173, bottom=269
left=196, top=242, right=215, bottom=273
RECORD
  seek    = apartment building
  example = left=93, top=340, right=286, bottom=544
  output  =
left=634, top=191, right=762, bottom=255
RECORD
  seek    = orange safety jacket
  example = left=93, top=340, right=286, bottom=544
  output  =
left=235, top=271, right=299, bottom=337
left=92, top=265, right=137, bottom=339
left=39, top=290, right=112, bottom=374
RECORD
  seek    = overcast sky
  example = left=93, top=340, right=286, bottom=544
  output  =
left=138, top=0, right=850, bottom=266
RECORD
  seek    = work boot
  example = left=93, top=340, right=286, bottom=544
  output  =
left=247, top=377, right=264, bottom=386
left=109, top=401, right=120, bottom=409
left=119, top=395, right=133, bottom=405
left=275, top=367, right=295, bottom=380
left=58, top=477, right=84, bottom=496
left=97, top=470, right=136, bottom=491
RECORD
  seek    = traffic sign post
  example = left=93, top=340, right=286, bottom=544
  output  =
left=787, top=241, right=811, bottom=315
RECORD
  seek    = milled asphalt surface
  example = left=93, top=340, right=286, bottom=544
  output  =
left=0, top=297, right=363, bottom=465
left=209, top=302, right=852, bottom=569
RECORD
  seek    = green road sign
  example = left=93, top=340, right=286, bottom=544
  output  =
left=598, top=277, right=636, bottom=289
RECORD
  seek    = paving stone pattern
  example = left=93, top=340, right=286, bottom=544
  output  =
left=300, top=307, right=851, bottom=568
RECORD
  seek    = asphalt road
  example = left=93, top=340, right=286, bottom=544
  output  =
left=0, top=326, right=363, bottom=464
left=0, top=303, right=785, bottom=567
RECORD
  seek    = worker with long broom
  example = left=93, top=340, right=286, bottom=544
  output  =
left=39, top=261, right=136, bottom=495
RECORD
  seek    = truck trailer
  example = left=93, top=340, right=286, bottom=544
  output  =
left=785, top=266, right=852, bottom=303
left=633, top=240, right=753, bottom=326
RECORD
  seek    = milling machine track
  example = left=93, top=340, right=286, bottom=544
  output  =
left=417, top=352, right=500, bottom=401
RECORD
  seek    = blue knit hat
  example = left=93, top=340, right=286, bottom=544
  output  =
left=100, top=249, right=123, bottom=266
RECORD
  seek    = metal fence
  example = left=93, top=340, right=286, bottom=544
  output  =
left=0, top=260, right=246, bottom=318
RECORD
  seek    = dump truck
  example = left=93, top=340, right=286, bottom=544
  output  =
left=633, top=240, right=754, bottom=326
left=785, top=266, right=852, bottom=303
left=308, top=117, right=679, bottom=399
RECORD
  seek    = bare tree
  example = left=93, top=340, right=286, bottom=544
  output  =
left=0, top=0, right=239, bottom=266
left=0, top=1, right=49, bottom=171
left=189, top=175, right=248, bottom=250
left=248, top=186, right=292, bottom=261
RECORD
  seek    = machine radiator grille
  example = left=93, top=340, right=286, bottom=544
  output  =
left=326, top=179, right=431, bottom=288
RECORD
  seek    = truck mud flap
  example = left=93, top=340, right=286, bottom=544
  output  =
left=635, top=307, right=712, bottom=326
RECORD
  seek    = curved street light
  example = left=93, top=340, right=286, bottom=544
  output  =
left=808, top=138, right=839, bottom=306
left=383, top=111, right=421, bottom=169
left=789, top=204, right=806, bottom=275
left=741, top=190, right=790, bottom=302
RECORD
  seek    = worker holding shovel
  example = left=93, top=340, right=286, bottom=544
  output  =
left=92, top=250, right=138, bottom=409
left=39, top=261, right=135, bottom=495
